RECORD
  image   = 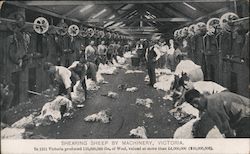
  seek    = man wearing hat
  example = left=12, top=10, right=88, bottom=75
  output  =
left=145, top=34, right=162, bottom=86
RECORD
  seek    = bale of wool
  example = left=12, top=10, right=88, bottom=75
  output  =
left=154, top=75, right=175, bottom=92
left=145, top=113, right=154, bottom=118
left=98, top=64, right=117, bottom=75
left=117, top=56, right=126, bottom=64
left=37, top=96, right=72, bottom=123
left=107, top=91, right=119, bottom=99
left=84, top=109, right=112, bottom=123
left=136, top=98, right=154, bottom=108
left=96, top=72, right=107, bottom=84
left=123, top=52, right=133, bottom=59
left=126, top=87, right=138, bottom=92
left=1, top=127, right=25, bottom=139
left=174, top=119, right=198, bottom=138
left=174, top=118, right=224, bottom=139
left=71, top=81, right=85, bottom=104
left=11, top=114, right=35, bottom=129
left=129, top=126, right=147, bottom=139
left=175, top=60, right=204, bottom=82
left=86, top=79, right=100, bottom=91
left=189, top=81, right=227, bottom=94
left=125, top=70, right=144, bottom=74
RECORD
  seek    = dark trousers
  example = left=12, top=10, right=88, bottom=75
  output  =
left=58, top=75, right=76, bottom=95
left=234, top=117, right=250, bottom=138
left=107, top=53, right=113, bottom=64
left=147, top=62, right=156, bottom=86
left=113, top=54, right=118, bottom=63
left=138, top=49, right=146, bottom=66
left=98, top=55, right=107, bottom=65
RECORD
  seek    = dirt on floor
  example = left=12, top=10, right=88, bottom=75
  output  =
left=4, top=66, right=180, bottom=139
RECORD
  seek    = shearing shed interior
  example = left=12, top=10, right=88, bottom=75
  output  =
left=0, top=0, right=249, bottom=141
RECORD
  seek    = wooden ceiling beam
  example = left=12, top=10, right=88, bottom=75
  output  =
left=114, top=7, right=138, bottom=20
left=178, top=7, right=229, bottom=28
left=106, top=11, right=141, bottom=28
left=155, top=4, right=193, bottom=19
left=5, top=1, right=82, bottom=23
left=87, top=17, right=190, bottom=23
left=189, top=3, right=211, bottom=13
left=115, top=4, right=129, bottom=11
left=22, top=0, right=235, bottom=5
left=63, top=6, right=83, bottom=17
left=169, top=3, right=207, bottom=17
left=4, top=1, right=106, bottom=29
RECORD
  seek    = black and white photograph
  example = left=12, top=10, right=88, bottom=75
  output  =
left=0, top=0, right=249, bottom=153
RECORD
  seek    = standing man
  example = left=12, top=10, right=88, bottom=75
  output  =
left=136, top=40, right=144, bottom=66
left=159, top=40, right=169, bottom=68
left=184, top=89, right=250, bottom=137
left=166, top=39, right=175, bottom=71
left=113, top=42, right=119, bottom=63
left=117, top=41, right=124, bottom=57
left=107, top=41, right=115, bottom=64
left=145, top=35, right=162, bottom=87
left=77, top=44, right=85, bottom=60
left=181, top=39, right=190, bottom=60
left=97, top=40, right=107, bottom=64
left=85, top=40, right=97, bottom=63
left=173, top=41, right=183, bottom=66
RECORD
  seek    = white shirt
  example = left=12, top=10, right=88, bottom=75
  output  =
left=168, top=46, right=175, bottom=55
left=160, top=45, right=169, bottom=55
left=85, top=45, right=96, bottom=59
left=68, top=61, right=88, bottom=75
left=55, top=66, right=72, bottom=89
left=145, top=44, right=161, bottom=61
left=192, top=81, right=227, bottom=94
left=97, top=44, right=107, bottom=55
left=68, top=61, right=79, bottom=70
left=136, top=44, right=143, bottom=50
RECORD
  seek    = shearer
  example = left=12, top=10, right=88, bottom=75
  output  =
left=145, top=34, right=161, bottom=87
left=43, top=62, right=74, bottom=100
left=68, top=57, right=88, bottom=99
left=184, top=89, right=250, bottom=138
left=68, top=57, right=97, bottom=89
left=70, top=58, right=97, bottom=83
